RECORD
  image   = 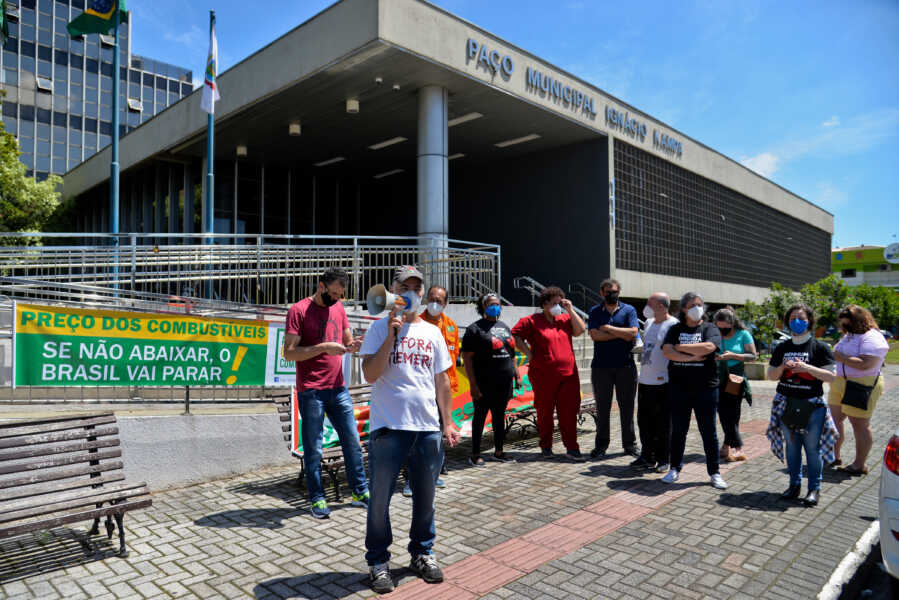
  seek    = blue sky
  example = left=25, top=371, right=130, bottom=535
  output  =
left=129, top=0, right=899, bottom=249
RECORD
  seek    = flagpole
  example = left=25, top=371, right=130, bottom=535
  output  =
left=205, top=11, right=215, bottom=238
left=111, top=1, right=121, bottom=290
left=205, top=10, right=215, bottom=299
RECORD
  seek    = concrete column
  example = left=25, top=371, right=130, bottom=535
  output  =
left=417, top=85, right=448, bottom=287
left=607, top=135, right=616, bottom=278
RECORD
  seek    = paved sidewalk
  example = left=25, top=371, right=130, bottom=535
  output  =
left=1, top=368, right=897, bottom=599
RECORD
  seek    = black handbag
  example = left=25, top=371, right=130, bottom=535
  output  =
left=841, top=377, right=878, bottom=411
left=781, top=396, right=816, bottom=430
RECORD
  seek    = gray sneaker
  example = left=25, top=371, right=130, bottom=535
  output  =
left=369, top=563, right=394, bottom=594
left=409, top=553, right=444, bottom=583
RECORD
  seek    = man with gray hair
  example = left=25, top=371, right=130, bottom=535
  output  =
left=359, top=265, right=461, bottom=593
left=635, top=292, right=679, bottom=472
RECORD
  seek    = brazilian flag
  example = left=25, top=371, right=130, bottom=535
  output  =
left=67, top=0, right=128, bottom=37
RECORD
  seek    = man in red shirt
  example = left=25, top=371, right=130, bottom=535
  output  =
left=284, top=267, right=367, bottom=519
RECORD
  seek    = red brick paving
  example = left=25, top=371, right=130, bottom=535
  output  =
left=480, top=537, right=565, bottom=572
left=385, top=429, right=775, bottom=599
left=443, top=554, right=525, bottom=595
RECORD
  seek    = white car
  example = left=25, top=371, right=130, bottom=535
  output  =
left=880, top=428, right=899, bottom=582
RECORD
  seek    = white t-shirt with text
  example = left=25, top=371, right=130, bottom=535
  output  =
left=638, top=316, right=679, bottom=385
left=359, top=317, right=452, bottom=432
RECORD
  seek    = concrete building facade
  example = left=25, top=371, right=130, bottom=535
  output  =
left=61, top=0, right=834, bottom=306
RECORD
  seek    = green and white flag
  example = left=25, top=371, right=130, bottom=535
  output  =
left=1, top=0, right=9, bottom=46
left=67, top=0, right=127, bottom=38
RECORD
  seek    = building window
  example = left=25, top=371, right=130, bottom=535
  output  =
left=841, top=269, right=856, bottom=278
left=878, top=264, right=890, bottom=272
left=613, top=140, right=832, bottom=289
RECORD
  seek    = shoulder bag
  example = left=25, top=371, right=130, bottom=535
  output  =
left=781, top=396, right=817, bottom=430
left=838, top=349, right=881, bottom=411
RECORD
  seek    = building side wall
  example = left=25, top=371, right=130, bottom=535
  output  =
left=616, top=269, right=770, bottom=306
left=613, top=140, right=832, bottom=290
left=378, top=0, right=833, bottom=234
left=450, top=140, right=609, bottom=302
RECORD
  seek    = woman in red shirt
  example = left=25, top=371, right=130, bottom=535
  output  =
left=512, top=287, right=587, bottom=461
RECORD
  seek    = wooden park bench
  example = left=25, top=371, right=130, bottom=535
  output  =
left=503, top=394, right=598, bottom=439
left=0, top=413, right=152, bottom=558
left=273, top=384, right=372, bottom=501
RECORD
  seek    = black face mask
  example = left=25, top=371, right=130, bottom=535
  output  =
left=605, top=292, right=620, bottom=304
left=718, top=327, right=732, bottom=337
left=320, top=289, right=339, bottom=307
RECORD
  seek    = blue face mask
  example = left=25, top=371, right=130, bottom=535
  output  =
left=788, top=318, right=809, bottom=335
left=485, top=304, right=501, bottom=319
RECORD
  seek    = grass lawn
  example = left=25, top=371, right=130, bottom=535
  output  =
left=887, top=340, right=899, bottom=365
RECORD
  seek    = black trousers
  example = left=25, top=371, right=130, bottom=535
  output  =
left=669, top=383, right=720, bottom=476
left=471, top=379, right=513, bottom=457
left=717, top=390, right=743, bottom=448
left=592, top=364, right=638, bottom=452
left=637, top=383, right=670, bottom=464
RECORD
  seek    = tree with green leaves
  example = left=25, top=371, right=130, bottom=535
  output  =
left=850, top=283, right=899, bottom=330
left=0, top=95, right=64, bottom=244
left=799, top=273, right=851, bottom=330
left=737, top=299, right=778, bottom=353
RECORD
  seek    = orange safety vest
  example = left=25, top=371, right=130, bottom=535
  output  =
left=422, top=311, right=460, bottom=392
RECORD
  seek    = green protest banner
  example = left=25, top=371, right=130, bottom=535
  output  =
left=14, top=303, right=270, bottom=387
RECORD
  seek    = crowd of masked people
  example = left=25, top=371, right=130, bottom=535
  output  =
left=283, top=266, right=889, bottom=594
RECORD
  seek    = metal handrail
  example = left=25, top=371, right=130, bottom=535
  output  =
left=0, top=234, right=500, bottom=306
left=513, top=275, right=588, bottom=320
left=568, top=282, right=604, bottom=313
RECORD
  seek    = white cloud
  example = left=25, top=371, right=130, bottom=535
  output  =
left=740, top=152, right=780, bottom=177
left=740, top=108, right=899, bottom=180
left=164, top=25, right=203, bottom=49
left=815, top=181, right=849, bottom=210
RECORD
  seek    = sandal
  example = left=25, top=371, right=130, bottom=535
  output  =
left=730, top=451, right=747, bottom=462
left=842, top=464, right=868, bottom=475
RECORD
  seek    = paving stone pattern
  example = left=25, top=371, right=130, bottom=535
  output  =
left=1, top=368, right=897, bottom=599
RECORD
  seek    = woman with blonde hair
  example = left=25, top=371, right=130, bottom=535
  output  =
left=829, top=305, right=889, bottom=475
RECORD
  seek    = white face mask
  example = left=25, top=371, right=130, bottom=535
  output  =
left=426, top=302, right=444, bottom=317
left=791, top=332, right=812, bottom=345
left=399, top=290, right=421, bottom=313
left=686, top=305, right=704, bottom=322
left=643, top=304, right=655, bottom=320
left=549, top=303, right=563, bottom=317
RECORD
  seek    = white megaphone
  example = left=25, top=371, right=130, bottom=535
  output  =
left=366, top=284, right=405, bottom=316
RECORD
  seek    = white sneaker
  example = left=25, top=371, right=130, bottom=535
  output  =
left=710, top=473, right=728, bottom=489
left=661, top=469, right=679, bottom=484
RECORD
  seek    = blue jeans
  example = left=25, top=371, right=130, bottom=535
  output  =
left=365, top=428, right=442, bottom=566
left=669, top=383, right=720, bottom=476
left=781, top=404, right=826, bottom=491
left=298, top=387, right=368, bottom=503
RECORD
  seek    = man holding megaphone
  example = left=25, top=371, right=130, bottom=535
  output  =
left=359, top=265, right=460, bottom=594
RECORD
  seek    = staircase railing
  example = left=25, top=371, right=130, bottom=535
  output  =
left=568, top=282, right=604, bottom=313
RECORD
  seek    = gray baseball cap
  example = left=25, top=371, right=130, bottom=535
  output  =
left=393, top=265, right=424, bottom=283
